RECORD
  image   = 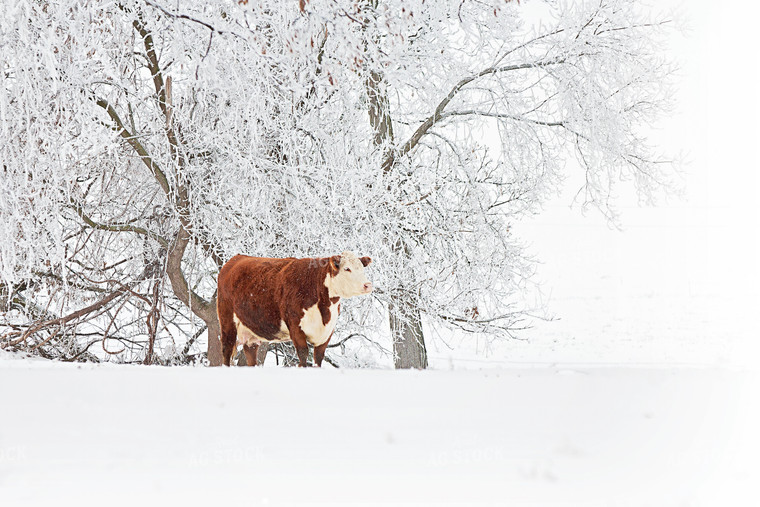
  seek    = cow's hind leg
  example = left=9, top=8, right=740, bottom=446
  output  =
left=221, top=335, right=237, bottom=367
left=216, top=295, right=238, bottom=367
left=243, top=343, right=259, bottom=366
left=219, top=321, right=238, bottom=367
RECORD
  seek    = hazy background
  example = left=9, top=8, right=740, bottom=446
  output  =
left=430, top=0, right=759, bottom=368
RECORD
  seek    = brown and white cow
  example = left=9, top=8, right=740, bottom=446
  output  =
left=216, top=251, right=373, bottom=367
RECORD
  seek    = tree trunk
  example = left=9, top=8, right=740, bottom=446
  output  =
left=388, top=296, right=428, bottom=369
left=387, top=238, right=427, bottom=369
left=131, top=14, right=228, bottom=366
left=206, top=314, right=223, bottom=367
left=365, top=63, right=429, bottom=369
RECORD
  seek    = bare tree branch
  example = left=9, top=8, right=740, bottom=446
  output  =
left=387, top=58, right=569, bottom=171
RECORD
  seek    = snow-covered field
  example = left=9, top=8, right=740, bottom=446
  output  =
left=1, top=354, right=756, bottom=506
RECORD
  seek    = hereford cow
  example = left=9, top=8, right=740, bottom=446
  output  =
left=216, top=251, right=373, bottom=367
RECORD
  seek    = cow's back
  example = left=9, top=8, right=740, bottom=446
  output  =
left=217, top=255, right=296, bottom=341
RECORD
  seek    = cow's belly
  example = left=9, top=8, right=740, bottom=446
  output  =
left=299, top=302, right=339, bottom=346
left=233, top=313, right=290, bottom=346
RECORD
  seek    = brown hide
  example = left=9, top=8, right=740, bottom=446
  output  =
left=217, top=255, right=363, bottom=367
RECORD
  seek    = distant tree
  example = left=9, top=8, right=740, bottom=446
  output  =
left=0, top=0, right=674, bottom=367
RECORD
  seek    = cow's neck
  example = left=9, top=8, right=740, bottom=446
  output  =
left=323, top=271, right=342, bottom=301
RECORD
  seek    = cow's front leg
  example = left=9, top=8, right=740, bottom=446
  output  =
left=313, top=334, right=332, bottom=367
left=289, top=327, right=310, bottom=367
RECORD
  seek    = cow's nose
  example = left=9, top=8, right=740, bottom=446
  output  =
left=364, top=282, right=373, bottom=293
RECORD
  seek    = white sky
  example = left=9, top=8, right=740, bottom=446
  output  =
left=469, top=1, right=760, bottom=367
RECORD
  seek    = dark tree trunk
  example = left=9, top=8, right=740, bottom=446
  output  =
left=388, top=296, right=428, bottom=369
left=206, top=314, right=223, bottom=367
left=365, top=61, right=429, bottom=369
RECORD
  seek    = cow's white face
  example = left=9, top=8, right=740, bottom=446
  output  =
left=326, top=251, right=373, bottom=298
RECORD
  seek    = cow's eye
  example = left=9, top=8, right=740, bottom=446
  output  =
left=344, top=267, right=351, bottom=272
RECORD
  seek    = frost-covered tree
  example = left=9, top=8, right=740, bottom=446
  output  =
left=0, top=0, right=674, bottom=367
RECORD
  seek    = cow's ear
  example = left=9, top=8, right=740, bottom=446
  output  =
left=330, top=255, right=341, bottom=272
left=360, top=256, right=372, bottom=267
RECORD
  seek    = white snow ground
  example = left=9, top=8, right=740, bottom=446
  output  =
left=0, top=354, right=757, bottom=506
